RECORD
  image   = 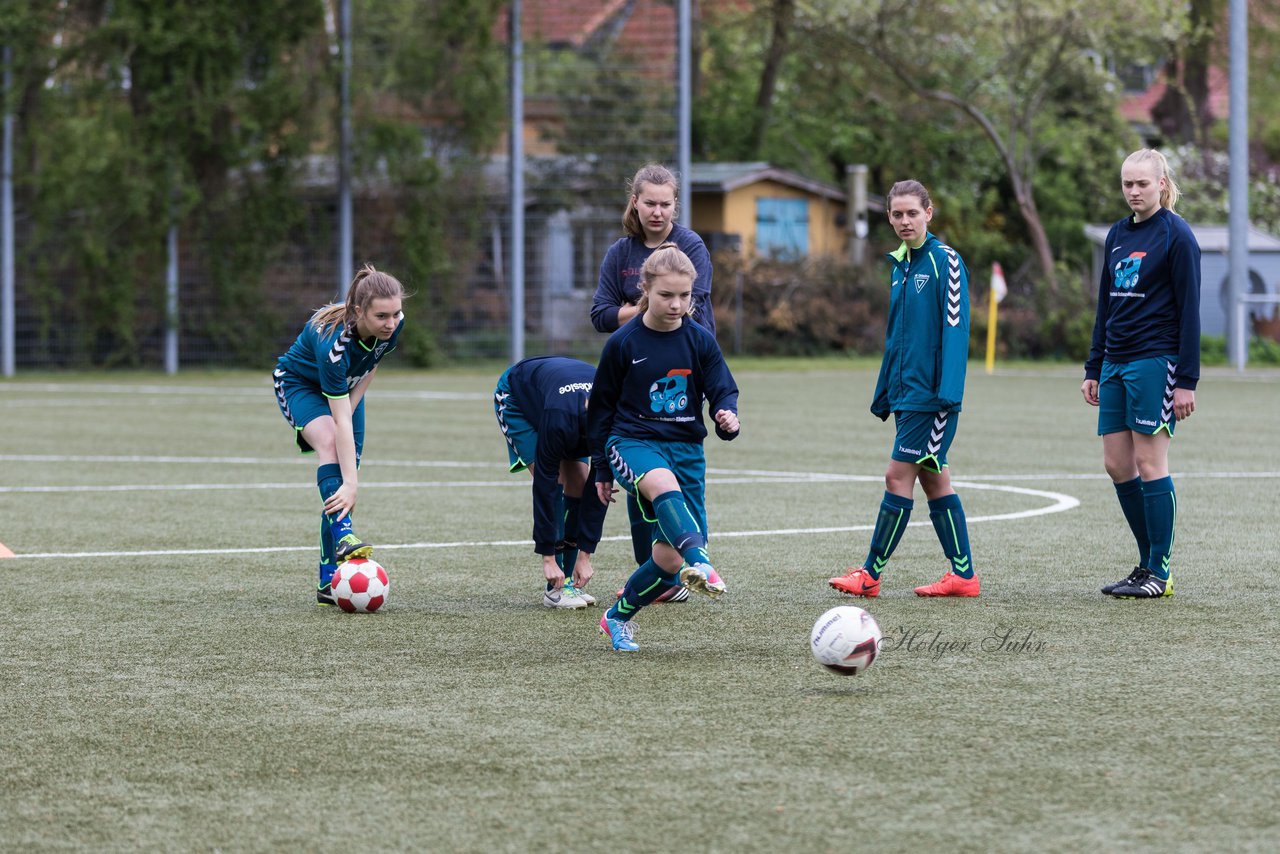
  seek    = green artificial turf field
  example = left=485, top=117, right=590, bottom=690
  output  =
left=2, top=362, right=1278, bottom=852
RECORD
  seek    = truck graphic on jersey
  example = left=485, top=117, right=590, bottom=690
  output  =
left=649, top=368, right=693, bottom=414
left=1113, top=251, right=1146, bottom=291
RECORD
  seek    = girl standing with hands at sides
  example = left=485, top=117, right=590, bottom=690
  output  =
left=1083, top=149, right=1200, bottom=600
left=828, top=180, right=980, bottom=599
left=590, top=243, right=739, bottom=652
left=592, top=164, right=716, bottom=591
left=273, top=265, right=406, bottom=606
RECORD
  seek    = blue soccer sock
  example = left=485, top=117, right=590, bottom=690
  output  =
left=607, top=559, right=677, bottom=622
left=928, top=493, right=974, bottom=578
left=1113, top=476, right=1150, bottom=568
left=627, top=493, right=654, bottom=565
left=1142, top=476, right=1176, bottom=580
left=863, top=492, right=913, bottom=579
left=652, top=490, right=709, bottom=567
left=318, top=562, right=336, bottom=587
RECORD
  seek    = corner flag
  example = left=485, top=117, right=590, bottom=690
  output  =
left=985, top=262, right=1006, bottom=374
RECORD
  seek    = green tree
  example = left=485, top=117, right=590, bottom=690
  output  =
left=799, top=0, right=1187, bottom=293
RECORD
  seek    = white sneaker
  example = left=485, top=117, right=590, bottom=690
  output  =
left=562, top=579, right=596, bottom=606
left=543, top=586, right=588, bottom=609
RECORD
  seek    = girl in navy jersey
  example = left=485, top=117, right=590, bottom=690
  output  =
left=273, top=265, right=406, bottom=605
left=494, top=355, right=609, bottom=610
left=593, top=164, right=716, bottom=595
left=1083, top=149, right=1200, bottom=599
left=590, top=243, right=739, bottom=652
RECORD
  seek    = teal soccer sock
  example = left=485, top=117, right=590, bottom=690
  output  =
left=317, top=463, right=354, bottom=541
left=863, top=492, right=913, bottom=579
left=608, top=559, right=677, bottom=621
left=559, top=493, right=581, bottom=581
left=1114, top=476, right=1150, bottom=568
left=1142, top=476, right=1176, bottom=580
left=652, top=490, right=709, bottom=566
left=928, top=493, right=974, bottom=578
left=317, top=464, right=343, bottom=563
left=627, top=494, right=654, bottom=565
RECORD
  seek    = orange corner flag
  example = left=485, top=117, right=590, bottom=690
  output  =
left=0, top=542, right=14, bottom=558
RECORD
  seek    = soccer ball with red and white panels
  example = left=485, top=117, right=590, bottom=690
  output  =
left=332, top=558, right=390, bottom=613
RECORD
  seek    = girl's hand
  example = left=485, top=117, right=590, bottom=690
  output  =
left=596, top=479, right=617, bottom=505
left=1080, top=379, right=1099, bottom=407
left=714, top=409, right=740, bottom=434
left=323, top=481, right=358, bottom=521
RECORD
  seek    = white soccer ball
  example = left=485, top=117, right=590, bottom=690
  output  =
left=331, top=558, right=390, bottom=613
left=810, top=605, right=882, bottom=675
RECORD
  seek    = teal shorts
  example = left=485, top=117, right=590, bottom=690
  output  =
left=1098, top=356, right=1177, bottom=436
left=272, top=368, right=365, bottom=460
left=891, top=410, right=959, bottom=474
left=494, top=369, right=536, bottom=472
left=606, top=436, right=707, bottom=541
left=494, top=369, right=589, bottom=473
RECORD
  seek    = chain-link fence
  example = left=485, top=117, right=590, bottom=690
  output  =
left=3, top=0, right=680, bottom=370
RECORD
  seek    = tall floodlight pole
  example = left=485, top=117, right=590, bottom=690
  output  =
left=2, top=45, right=14, bottom=377
left=1228, top=0, right=1249, bottom=370
left=509, top=0, right=525, bottom=364
left=338, top=0, right=353, bottom=298
left=677, top=0, right=691, bottom=226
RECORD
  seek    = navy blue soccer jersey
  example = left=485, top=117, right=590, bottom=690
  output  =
left=276, top=315, right=404, bottom=397
left=503, top=356, right=606, bottom=555
left=591, top=223, right=716, bottom=335
left=1085, top=207, right=1201, bottom=389
left=588, top=316, right=738, bottom=478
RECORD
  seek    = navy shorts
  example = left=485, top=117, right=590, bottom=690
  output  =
left=1098, top=356, right=1177, bottom=436
left=890, top=410, right=959, bottom=473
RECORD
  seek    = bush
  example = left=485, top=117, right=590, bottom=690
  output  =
left=711, top=253, right=888, bottom=356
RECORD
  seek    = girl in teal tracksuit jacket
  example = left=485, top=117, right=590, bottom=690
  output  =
left=829, top=180, right=980, bottom=599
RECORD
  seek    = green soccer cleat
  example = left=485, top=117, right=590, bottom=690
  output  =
left=316, top=581, right=336, bottom=606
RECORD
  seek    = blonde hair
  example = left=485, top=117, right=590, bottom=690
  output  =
left=622, top=163, right=679, bottom=239
left=311, top=264, right=406, bottom=336
left=1123, top=149, right=1181, bottom=212
left=637, top=242, right=698, bottom=315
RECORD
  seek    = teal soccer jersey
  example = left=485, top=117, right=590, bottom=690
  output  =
left=276, top=316, right=404, bottom=399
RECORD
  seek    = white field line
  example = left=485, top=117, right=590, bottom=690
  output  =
left=3, top=461, right=1275, bottom=560
left=0, top=382, right=486, bottom=400
left=1, top=473, right=1075, bottom=560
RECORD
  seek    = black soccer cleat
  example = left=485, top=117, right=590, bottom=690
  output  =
left=1101, top=566, right=1146, bottom=596
left=316, top=582, right=337, bottom=606
left=1110, top=567, right=1173, bottom=599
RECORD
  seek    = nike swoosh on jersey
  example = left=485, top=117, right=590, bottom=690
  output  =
left=632, top=357, right=648, bottom=364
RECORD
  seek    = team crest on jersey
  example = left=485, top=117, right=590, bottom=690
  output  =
left=1113, top=252, right=1146, bottom=290
left=914, top=274, right=930, bottom=293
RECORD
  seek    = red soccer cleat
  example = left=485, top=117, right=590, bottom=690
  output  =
left=828, top=567, right=880, bottom=598
left=914, top=571, right=980, bottom=597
